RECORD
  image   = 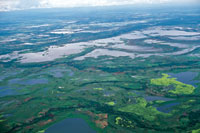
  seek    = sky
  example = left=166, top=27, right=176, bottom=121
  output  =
left=0, top=0, right=199, bottom=11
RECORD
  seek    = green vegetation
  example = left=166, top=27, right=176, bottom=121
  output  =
left=106, top=101, right=115, bottom=106
left=115, top=117, right=134, bottom=128
left=151, top=74, right=195, bottom=94
left=118, top=98, right=167, bottom=121
left=192, top=129, right=200, bottom=133
left=0, top=8, right=200, bottom=133
left=155, top=100, right=165, bottom=104
left=0, top=59, right=199, bottom=133
left=115, top=117, right=122, bottom=125
left=37, top=130, right=45, bottom=133
left=0, top=114, right=5, bottom=123
left=93, top=88, right=104, bottom=91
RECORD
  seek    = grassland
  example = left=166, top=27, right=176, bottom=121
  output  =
left=151, top=74, right=195, bottom=95
left=118, top=98, right=168, bottom=121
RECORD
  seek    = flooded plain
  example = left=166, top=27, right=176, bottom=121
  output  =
left=45, top=118, right=96, bottom=133
left=168, top=72, right=198, bottom=87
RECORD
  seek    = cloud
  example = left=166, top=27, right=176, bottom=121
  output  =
left=17, top=0, right=41, bottom=8
left=40, top=0, right=172, bottom=7
left=0, top=0, right=19, bottom=11
left=0, top=0, right=199, bottom=11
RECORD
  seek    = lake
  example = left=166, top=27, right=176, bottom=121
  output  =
left=168, top=72, right=198, bottom=87
left=45, top=118, right=96, bottom=133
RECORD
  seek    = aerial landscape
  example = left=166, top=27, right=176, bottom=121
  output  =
left=0, top=0, right=200, bottom=132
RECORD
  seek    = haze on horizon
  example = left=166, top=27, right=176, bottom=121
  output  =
left=0, top=0, right=199, bottom=12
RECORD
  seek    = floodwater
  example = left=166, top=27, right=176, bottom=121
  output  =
left=48, top=68, right=74, bottom=78
left=0, top=70, right=23, bottom=81
left=144, top=95, right=174, bottom=102
left=9, top=78, right=48, bottom=85
left=143, top=26, right=200, bottom=37
left=0, top=86, right=18, bottom=97
left=45, top=118, right=96, bottom=133
left=168, top=72, right=198, bottom=87
left=74, top=49, right=136, bottom=60
left=156, top=102, right=180, bottom=113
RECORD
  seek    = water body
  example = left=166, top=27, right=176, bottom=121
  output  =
left=49, top=68, right=74, bottom=78
left=0, top=86, right=18, bottom=97
left=9, top=78, right=48, bottom=85
left=144, top=95, right=174, bottom=102
left=45, top=118, right=96, bottom=133
left=0, top=70, right=23, bottom=82
left=74, top=49, right=136, bottom=60
left=156, top=102, right=180, bottom=113
left=168, top=72, right=198, bottom=87
left=131, top=90, right=144, bottom=95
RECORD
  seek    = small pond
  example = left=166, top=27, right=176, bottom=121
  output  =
left=45, top=118, right=96, bottom=133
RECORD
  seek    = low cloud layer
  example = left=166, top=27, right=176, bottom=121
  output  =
left=0, top=0, right=199, bottom=11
